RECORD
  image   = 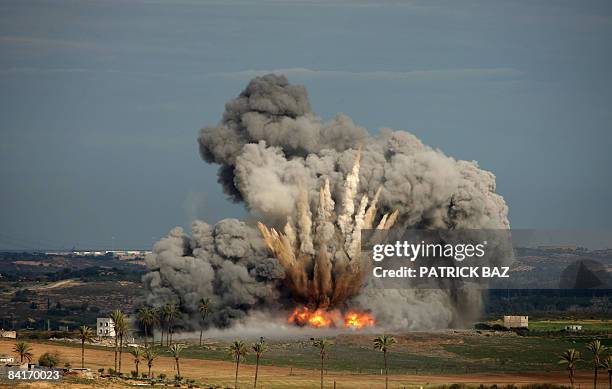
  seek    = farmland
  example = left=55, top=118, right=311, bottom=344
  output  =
left=0, top=336, right=597, bottom=389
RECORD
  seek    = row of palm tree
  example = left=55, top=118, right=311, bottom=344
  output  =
left=136, top=298, right=211, bottom=348
left=123, top=345, right=159, bottom=378
left=110, top=309, right=130, bottom=373
left=12, top=327, right=172, bottom=382
left=228, top=339, right=265, bottom=389
left=71, top=319, right=392, bottom=389
left=136, top=303, right=190, bottom=347
left=559, top=339, right=612, bottom=389
left=227, top=335, right=396, bottom=389
left=13, top=327, right=612, bottom=389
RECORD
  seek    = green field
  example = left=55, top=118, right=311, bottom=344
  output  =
left=155, top=329, right=612, bottom=375
left=526, top=319, right=612, bottom=332
left=36, top=319, right=612, bottom=377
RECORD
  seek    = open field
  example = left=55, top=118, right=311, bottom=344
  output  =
left=146, top=331, right=612, bottom=375
left=10, top=330, right=603, bottom=375
left=526, top=319, right=612, bottom=332
left=0, top=334, right=598, bottom=388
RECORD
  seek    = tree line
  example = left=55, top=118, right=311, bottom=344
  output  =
left=11, top=331, right=398, bottom=389
left=560, top=339, right=612, bottom=389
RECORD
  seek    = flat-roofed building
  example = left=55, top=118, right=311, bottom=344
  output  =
left=96, top=318, right=115, bottom=338
left=565, top=324, right=582, bottom=332
left=503, top=315, right=528, bottom=328
left=0, top=330, right=16, bottom=339
left=0, top=355, right=15, bottom=364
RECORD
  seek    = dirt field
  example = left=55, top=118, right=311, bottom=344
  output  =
left=0, top=339, right=591, bottom=388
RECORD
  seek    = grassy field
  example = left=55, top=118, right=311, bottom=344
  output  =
left=526, top=319, right=612, bottom=332
left=174, top=334, right=611, bottom=375
left=4, top=320, right=612, bottom=388
left=26, top=324, right=612, bottom=376
left=0, top=338, right=595, bottom=389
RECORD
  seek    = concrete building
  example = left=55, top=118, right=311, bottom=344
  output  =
left=0, top=329, right=16, bottom=339
left=0, top=355, right=15, bottom=364
left=96, top=318, right=115, bottom=338
left=565, top=324, right=582, bottom=332
left=503, top=315, right=529, bottom=328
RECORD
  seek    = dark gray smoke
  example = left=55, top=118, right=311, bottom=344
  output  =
left=143, top=219, right=285, bottom=327
left=144, top=74, right=509, bottom=331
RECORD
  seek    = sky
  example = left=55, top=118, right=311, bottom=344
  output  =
left=0, top=0, right=611, bottom=250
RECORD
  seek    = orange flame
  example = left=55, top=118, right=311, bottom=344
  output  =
left=288, top=306, right=375, bottom=329
left=344, top=310, right=376, bottom=329
left=288, top=307, right=335, bottom=327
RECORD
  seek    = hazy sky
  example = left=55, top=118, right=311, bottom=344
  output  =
left=1, top=0, right=611, bottom=250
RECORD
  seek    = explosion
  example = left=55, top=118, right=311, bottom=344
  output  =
left=288, top=306, right=375, bottom=329
left=257, top=149, right=396, bottom=328
left=258, top=149, right=397, bottom=311
left=344, top=311, right=376, bottom=329
left=143, top=74, right=510, bottom=332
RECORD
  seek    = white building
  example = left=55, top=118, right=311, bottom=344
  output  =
left=0, top=355, right=15, bottom=364
left=565, top=324, right=582, bottom=332
left=503, top=315, right=529, bottom=328
left=0, top=329, right=16, bottom=339
left=96, top=318, right=115, bottom=338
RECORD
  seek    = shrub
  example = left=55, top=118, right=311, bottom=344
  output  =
left=159, top=373, right=167, bottom=380
left=108, top=368, right=116, bottom=375
left=131, top=370, right=138, bottom=378
left=141, top=372, right=148, bottom=378
left=474, top=322, right=493, bottom=330
left=38, top=352, right=60, bottom=368
left=98, top=368, right=104, bottom=374
left=175, top=374, right=182, bottom=381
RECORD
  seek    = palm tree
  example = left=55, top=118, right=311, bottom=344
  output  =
left=78, top=325, right=95, bottom=368
left=169, top=343, right=185, bottom=379
left=252, top=339, right=267, bottom=389
left=110, top=310, right=126, bottom=371
left=373, top=334, right=396, bottom=389
left=144, top=347, right=157, bottom=378
left=588, top=340, right=608, bottom=389
left=117, top=316, right=130, bottom=374
left=137, top=307, right=156, bottom=346
left=229, top=340, right=248, bottom=389
left=313, top=338, right=333, bottom=389
left=155, top=306, right=165, bottom=346
left=198, top=298, right=211, bottom=346
left=164, top=303, right=180, bottom=346
left=600, top=355, right=612, bottom=389
left=130, top=347, right=143, bottom=376
left=559, top=348, right=582, bottom=388
left=13, top=341, right=33, bottom=363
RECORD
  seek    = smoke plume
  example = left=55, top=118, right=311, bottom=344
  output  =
left=143, top=74, right=509, bottom=331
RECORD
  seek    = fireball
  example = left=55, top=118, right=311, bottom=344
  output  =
left=288, top=306, right=375, bottom=329
left=344, top=311, right=375, bottom=329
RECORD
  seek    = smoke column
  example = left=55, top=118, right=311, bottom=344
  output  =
left=143, top=74, right=509, bottom=331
